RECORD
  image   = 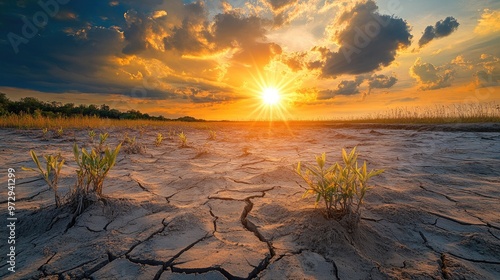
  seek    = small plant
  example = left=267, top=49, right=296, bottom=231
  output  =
left=194, top=144, right=210, bottom=158
left=123, top=135, right=145, bottom=154
left=296, top=147, right=384, bottom=223
left=155, top=132, right=164, bottom=147
left=42, top=128, right=49, bottom=140
left=167, top=128, right=176, bottom=140
left=88, top=130, right=96, bottom=143
left=55, top=127, right=64, bottom=138
left=23, top=151, right=64, bottom=208
left=72, top=142, right=121, bottom=213
left=208, top=130, right=217, bottom=140
left=178, top=131, right=188, bottom=147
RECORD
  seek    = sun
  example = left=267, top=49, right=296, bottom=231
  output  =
left=262, top=87, right=281, bottom=105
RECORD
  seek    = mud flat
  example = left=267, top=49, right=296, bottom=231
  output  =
left=0, top=122, right=499, bottom=279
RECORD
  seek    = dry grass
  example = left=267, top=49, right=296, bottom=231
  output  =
left=0, top=103, right=498, bottom=128
left=0, top=114, right=212, bottom=129
left=337, top=103, right=500, bottom=124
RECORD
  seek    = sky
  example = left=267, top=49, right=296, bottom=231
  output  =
left=0, top=0, right=499, bottom=120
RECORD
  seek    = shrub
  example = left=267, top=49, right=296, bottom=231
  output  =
left=178, top=131, right=188, bottom=147
left=296, top=147, right=384, bottom=222
left=71, top=142, right=121, bottom=213
left=23, top=151, right=64, bottom=208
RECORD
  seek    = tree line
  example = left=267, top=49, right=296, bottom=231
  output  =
left=0, top=93, right=204, bottom=122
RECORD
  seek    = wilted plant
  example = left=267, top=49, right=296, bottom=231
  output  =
left=208, top=130, right=217, bottom=140
left=88, top=130, right=96, bottom=143
left=155, top=132, right=164, bottom=147
left=71, top=142, right=121, bottom=213
left=23, top=151, right=64, bottom=208
left=178, top=131, right=188, bottom=147
left=296, top=147, right=384, bottom=222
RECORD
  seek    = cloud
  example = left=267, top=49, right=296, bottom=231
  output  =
left=418, top=17, right=459, bottom=48
left=474, top=9, right=500, bottom=36
left=320, top=0, right=412, bottom=77
left=368, top=74, right=397, bottom=90
left=265, top=0, right=298, bottom=12
left=474, top=54, right=500, bottom=87
left=410, top=58, right=454, bottom=90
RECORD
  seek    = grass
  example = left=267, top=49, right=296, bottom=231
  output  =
left=0, top=114, right=213, bottom=129
left=296, top=147, right=384, bottom=224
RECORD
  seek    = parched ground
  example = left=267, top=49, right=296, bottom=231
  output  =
left=0, top=122, right=499, bottom=280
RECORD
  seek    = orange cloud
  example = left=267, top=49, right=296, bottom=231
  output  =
left=475, top=9, right=500, bottom=35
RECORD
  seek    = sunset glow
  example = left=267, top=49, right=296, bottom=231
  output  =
left=262, top=88, right=281, bottom=106
left=0, top=0, right=498, bottom=120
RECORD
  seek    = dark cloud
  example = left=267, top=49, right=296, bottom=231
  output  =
left=266, top=0, right=298, bottom=11
left=418, top=17, right=459, bottom=48
left=319, top=76, right=365, bottom=99
left=410, top=58, right=454, bottom=90
left=368, top=74, right=397, bottom=90
left=320, top=0, right=412, bottom=77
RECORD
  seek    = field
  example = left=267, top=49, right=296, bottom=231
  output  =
left=1, top=121, right=499, bottom=279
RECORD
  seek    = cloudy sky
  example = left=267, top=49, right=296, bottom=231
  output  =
left=0, top=0, right=499, bottom=120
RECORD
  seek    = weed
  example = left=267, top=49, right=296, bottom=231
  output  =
left=23, top=151, right=64, bottom=208
left=178, top=131, right=188, bottom=147
left=71, top=142, right=121, bottom=214
left=88, top=130, right=96, bottom=143
left=123, top=135, right=145, bottom=154
left=296, top=147, right=384, bottom=223
left=155, top=132, right=164, bottom=147
left=42, top=127, right=49, bottom=141
left=194, top=144, right=210, bottom=158
left=98, top=133, right=108, bottom=152
left=208, top=130, right=217, bottom=140
left=167, top=128, right=176, bottom=140
left=55, top=127, right=64, bottom=138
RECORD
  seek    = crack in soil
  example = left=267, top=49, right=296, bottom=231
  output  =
left=240, top=198, right=275, bottom=279
left=419, top=230, right=500, bottom=265
left=419, top=184, right=458, bottom=203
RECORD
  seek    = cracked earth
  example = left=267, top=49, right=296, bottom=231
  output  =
left=1, top=122, right=499, bottom=279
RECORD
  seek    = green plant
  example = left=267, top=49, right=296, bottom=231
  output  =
left=208, top=130, right=217, bottom=140
left=98, top=132, right=108, bottom=152
left=155, top=132, right=164, bottom=147
left=88, top=130, right=96, bottom=143
left=23, top=151, right=64, bottom=208
left=178, top=131, right=188, bottom=147
left=72, top=142, right=121, bottom=213
left=296, top=147, right=384, bottom=221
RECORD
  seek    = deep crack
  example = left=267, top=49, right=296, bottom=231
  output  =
left=240, top=198, right=275, bottom=279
